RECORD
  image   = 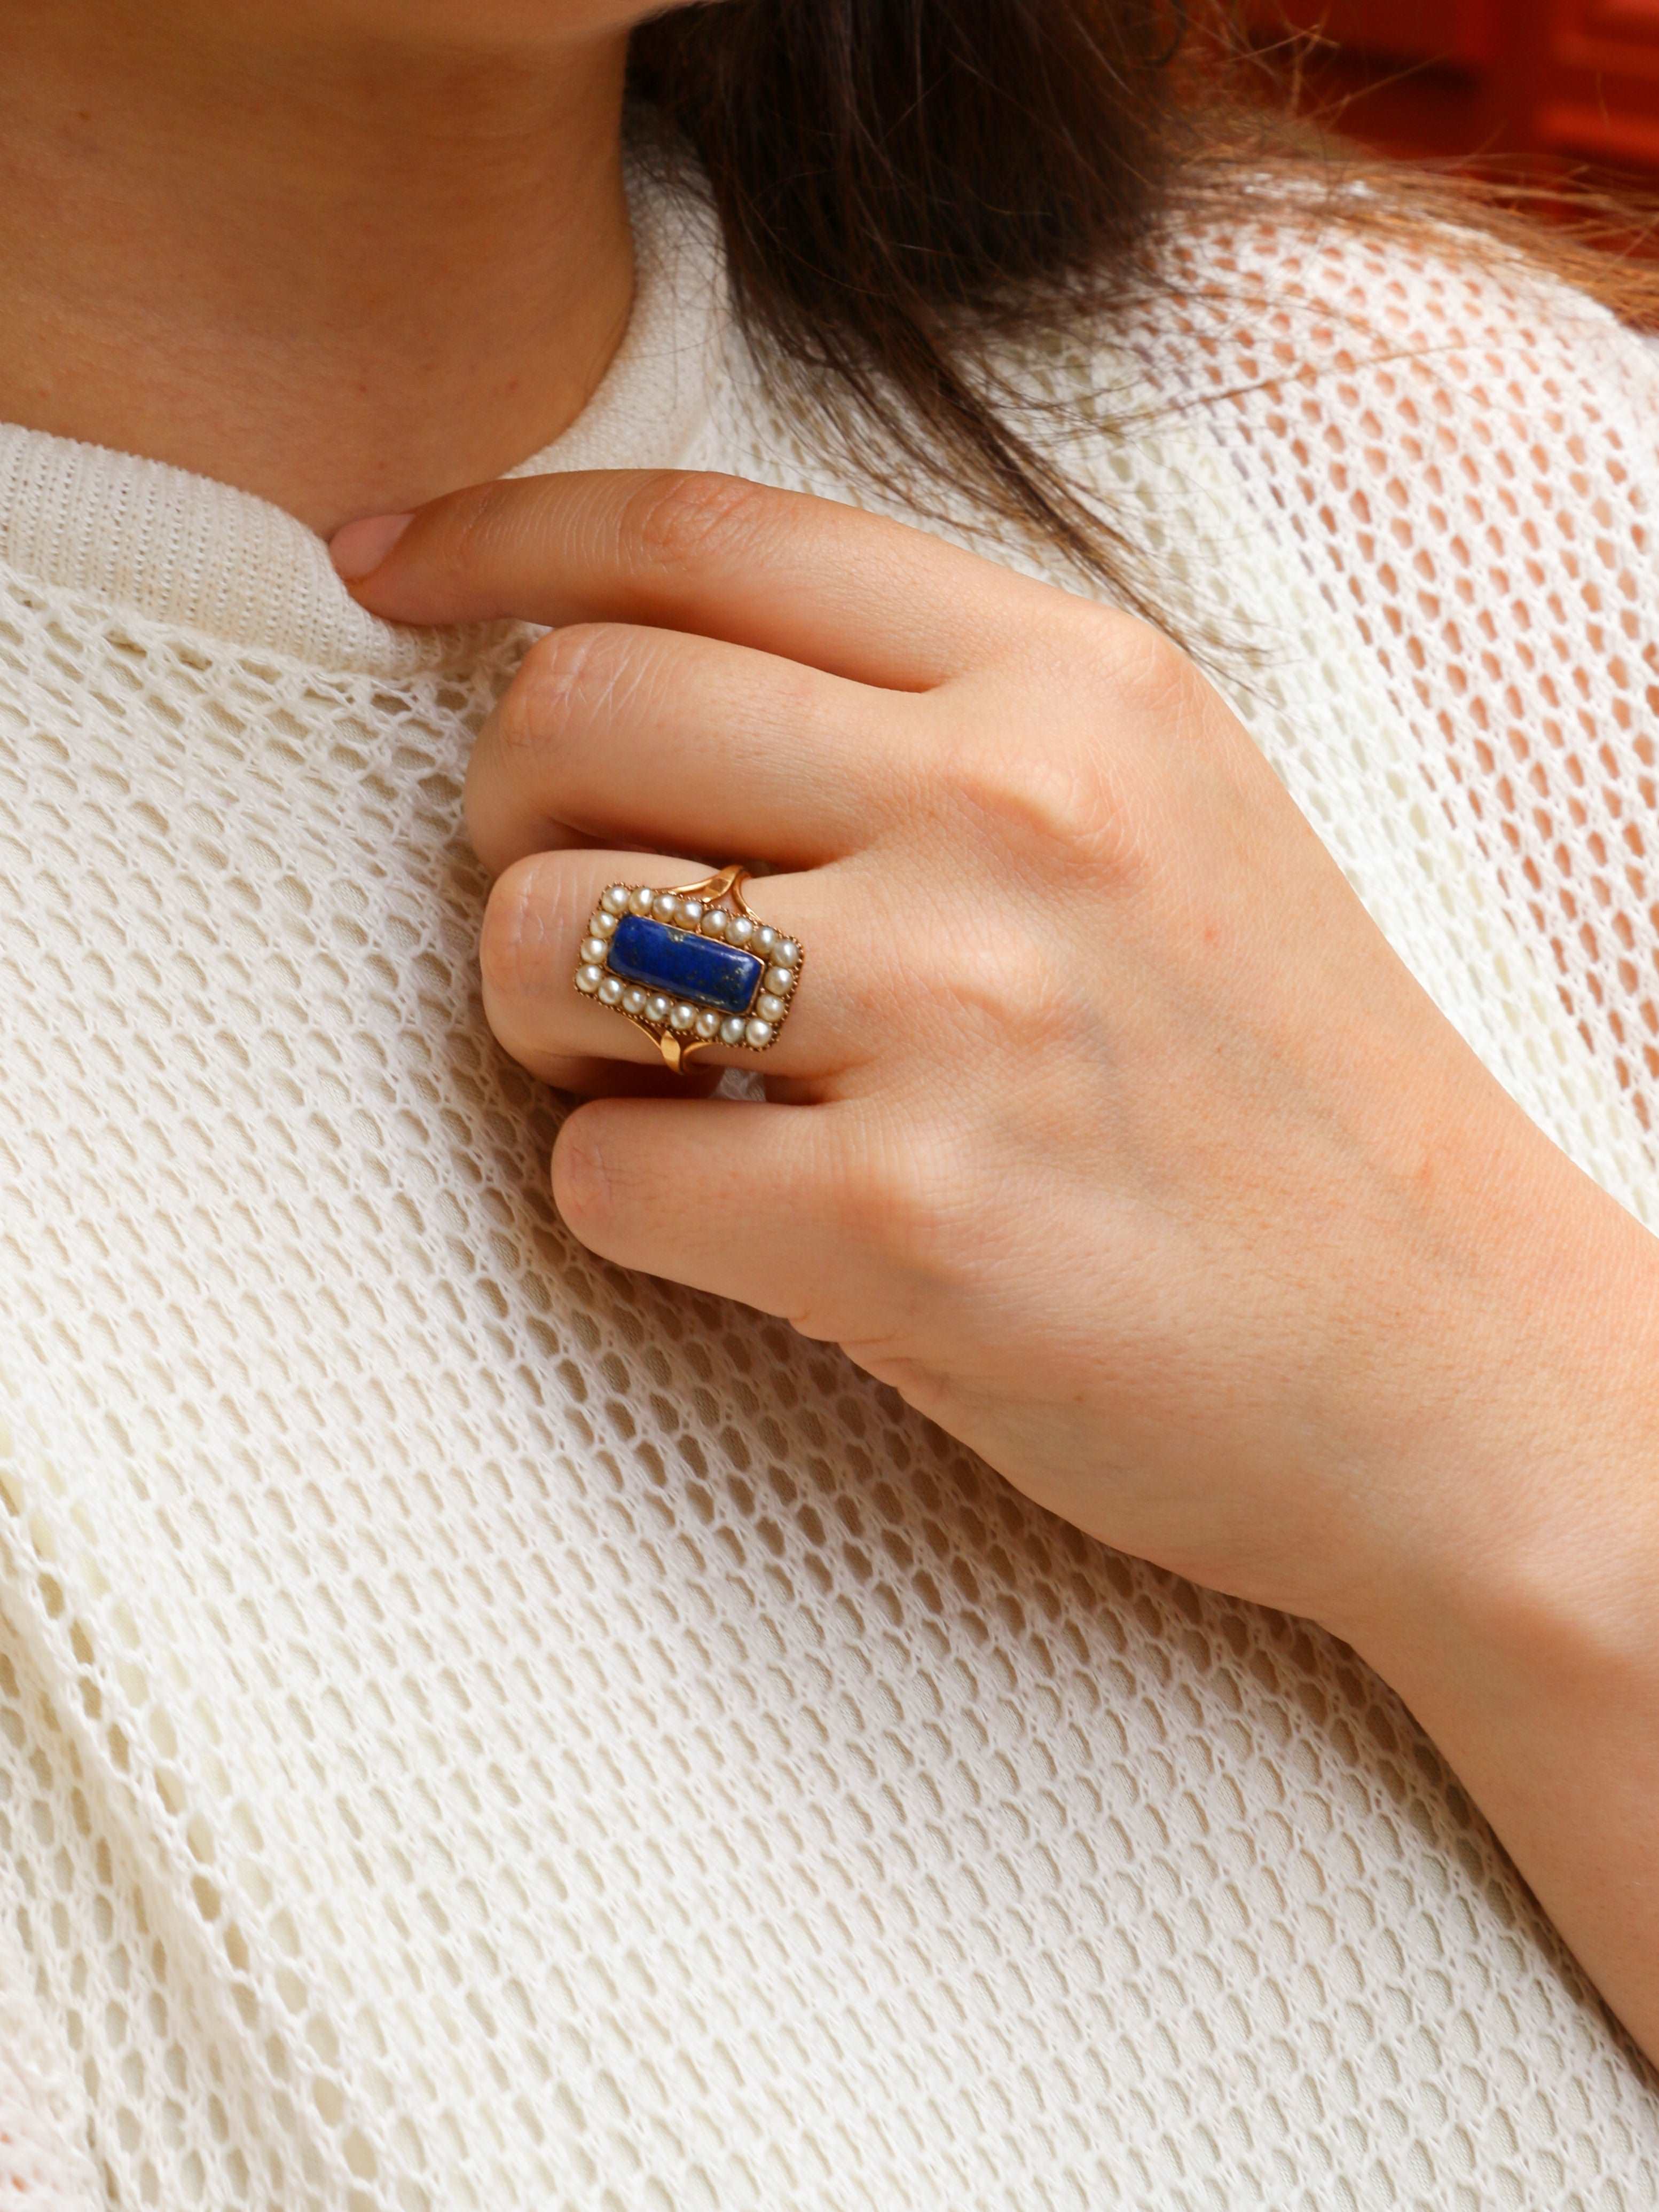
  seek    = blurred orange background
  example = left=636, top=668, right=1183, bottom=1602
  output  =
left=1247, top=2, right=1659, bottom=180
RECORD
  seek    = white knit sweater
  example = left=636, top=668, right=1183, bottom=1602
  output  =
left=1, top=168, right=1657, bottom=2212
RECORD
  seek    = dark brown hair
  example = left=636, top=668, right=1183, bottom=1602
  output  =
left=630, top=2, right=1658, bottom=621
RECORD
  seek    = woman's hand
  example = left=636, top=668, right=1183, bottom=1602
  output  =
left=332, top=471, right=1659, bottom=1645
left=339, top=470, right=1659, bottom=2062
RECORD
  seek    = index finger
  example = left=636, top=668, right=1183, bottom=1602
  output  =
left=330, top=469, right=1062, bottom=690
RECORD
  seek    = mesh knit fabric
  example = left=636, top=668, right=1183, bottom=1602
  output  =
left=0, top=175, right=1656, bottom=2210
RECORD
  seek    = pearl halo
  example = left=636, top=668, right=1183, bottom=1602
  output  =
left=573, top=875, right=804, bottom=1062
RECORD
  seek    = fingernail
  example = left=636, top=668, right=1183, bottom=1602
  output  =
left=329, top=511, right=415, bottom=580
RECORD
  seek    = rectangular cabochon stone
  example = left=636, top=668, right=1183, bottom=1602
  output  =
left=608, top=914, right=763, bottom=1016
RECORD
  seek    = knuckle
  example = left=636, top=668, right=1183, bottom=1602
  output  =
left=498, top=624, right=632, bottom=756
left=949, top=730, right=1145, bottom=883
left=478, top=853, right=568, bottom=1004
left=624, top=470, right=776, bottom=577
left=927, top=934, right=1062, bottom=1060
left=552, top=1106, right=615, bottom=1240
left=940, top=611, right=1201, bottom=882
left=830, top=1114, right=976, bottom=1277
left=1083, top=607, right=1198, bottom=721
left=436, top=479, right=522, bottom=586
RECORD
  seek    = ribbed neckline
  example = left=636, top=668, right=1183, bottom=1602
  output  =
left=0, top=162, right=726, bottom=678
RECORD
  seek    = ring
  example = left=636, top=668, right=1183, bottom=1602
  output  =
left=573, top=863, right=805, bottom=1073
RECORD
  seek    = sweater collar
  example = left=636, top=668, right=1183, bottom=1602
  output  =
left=0, top=162, right=726, bottom=678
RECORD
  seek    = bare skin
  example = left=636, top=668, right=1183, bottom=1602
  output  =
left=3, top=0, right=1658, bottom=2087
left=0, top=0, right=639, bottom=531
left=336, top=474, right=1659, bottom=2067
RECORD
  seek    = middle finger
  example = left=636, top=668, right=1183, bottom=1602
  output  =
left=466, top=621, right=927, bottom=877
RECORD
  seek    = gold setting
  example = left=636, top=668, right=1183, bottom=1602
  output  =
left=574, top=863, right=805, bottom=1074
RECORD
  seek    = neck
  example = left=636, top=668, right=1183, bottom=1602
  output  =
left=0, top=6, right=635, bottom=533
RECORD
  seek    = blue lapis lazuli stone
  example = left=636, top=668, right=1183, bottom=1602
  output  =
left=607, top=914, right=763, bottom=1016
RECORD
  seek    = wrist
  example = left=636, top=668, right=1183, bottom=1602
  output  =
left=1342, top=1460, right=1659, bottom=1744
left=1327, top=1301, right=1659, bottom=2068
left=1318, top=1166, right=1659, bottom=1688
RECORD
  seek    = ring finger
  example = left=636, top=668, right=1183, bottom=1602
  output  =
left=481, top=846, right=876, bottom=1091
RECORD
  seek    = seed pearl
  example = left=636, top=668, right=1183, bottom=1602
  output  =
left=719, top=1016, right=746, bottom=1045
left=669, top=1002, right=696, bottom=1030
left=654, top=893, right=681, bottom=923
left=580, top=936, right=610, bottom=966
left=622, top=987, right=647, bottom=1014
left=680, top=900, right=703, bottom=928
left=727, top=916, right=755, bottom=946
left=756, top=991, right=785, bottom=1021
left=702, top=909, right=729, bottom=938
left=588, top=910, right=619, bottom=939
left=602, top=884, right=631, bottom=915
left=630, top=885, right=655, bottom=915
left=774, top=938, right=800, bottom=968
left=598, top=977, right=624, bottom=1005
left=744, top=1018, right=773, bottom=1049
left=575, top=964, right=603, bottom=995
left=764, top=965, right=792, bottom=995
left=646, top=994, right=672, bottom=1023
left=695, top=1009, right=721, bottom=1038
left=753, top=925, right=776, bottom=955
